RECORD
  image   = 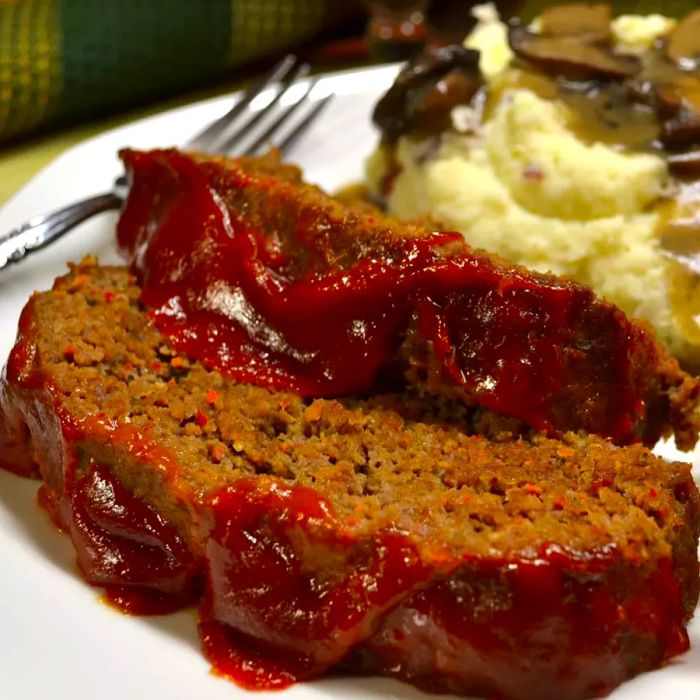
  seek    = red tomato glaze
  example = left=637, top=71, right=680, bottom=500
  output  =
left=346, top=554, right=688, bottom=700
left=67, top=463, right=199, bottom=614
left=0, top=148, right=693, bottom=699
left=199, top=479, right=689, bottom=699
left=200, top=477, right=432, bottom=688
left=0, top=327, right=201, bottom=616
left=38, top=474, right=197, bottom=615
left=0, top=368, right=690, bottom=698
left=117, top=149, right=654, bottom=443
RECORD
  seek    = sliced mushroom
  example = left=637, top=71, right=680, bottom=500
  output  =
left=412, top=71, right=482, bottom=131
left=661, top=109, right=700, bottom=150
left=539, top=3, right=612, bottom=41
left=658, top=79, right=700, bottom=148
left=657, top=77, right=700, bottom=113
left=656, top=82, right=686, bottom=117
left=372, top=44, right=483, bottom=142
left=668, top=151, right=700, bottom=179
left=665, top=9, right=700, bottom=69
left=508, top=25, right=640, bottom=80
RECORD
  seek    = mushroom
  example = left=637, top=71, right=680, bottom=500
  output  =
left=539, top=3, right=612, bottom=41
left=508, top=24, right=640, bottom=80
left=665, top=9, right=700, bottom=69
left=667, top=151, right=700, bottom=179
left=658, top=79, right=700, bottom=149
left=656, top=82, right=686, bottom=117
left=372, top=44, right=484, bottom=142
left=661, top=109, right=700, bottom=150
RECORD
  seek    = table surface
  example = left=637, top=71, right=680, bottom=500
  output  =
left=0, top=76, right=252, bottom=208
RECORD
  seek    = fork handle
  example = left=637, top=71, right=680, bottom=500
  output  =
left=0, top=191, right=124, bottom=272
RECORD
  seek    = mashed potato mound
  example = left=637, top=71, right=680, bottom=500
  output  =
left=366, top=7, right=698, bottom=364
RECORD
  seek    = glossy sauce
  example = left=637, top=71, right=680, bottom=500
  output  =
left=0, top=288, right=693, bottom=698
left=348, top=553, right=688, bottom=700
left=68, top=462, right=199, bottom=613
left=117, top=148, right=660, bottom=444
left=0, top=389, right=199, bottom=615
left=198, top=477, right=689, bottom=698
left=38, top=472, right=197, bottom=615
left=120, top=149, right=460, bottom=397
left=200, top=477, right=432, bottom=687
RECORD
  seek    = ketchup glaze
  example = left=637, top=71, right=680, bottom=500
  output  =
left=0, top=290, right=693, bottom=699
left=116, top=148, right=672, bottom=445
left=0, top=149, right=695, bottom=700
left=198, top=478, right=689, bottom=699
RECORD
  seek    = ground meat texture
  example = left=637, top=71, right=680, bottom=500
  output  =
left=116, top=148, right=700, bottom=449
left=0, top=260, right=698, bottom=700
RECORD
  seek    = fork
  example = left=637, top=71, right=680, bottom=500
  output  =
left=0, top=54, right=332, bottom=272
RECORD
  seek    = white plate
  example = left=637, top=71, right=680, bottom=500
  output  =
left=0, top=65, right=698, bottom=700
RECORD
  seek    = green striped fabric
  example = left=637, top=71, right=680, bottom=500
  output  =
left=3, top=1, right=696, bottom=144
left=1, top=0, right=60, bottom=140
left=0, top=0, right=359, bottom=143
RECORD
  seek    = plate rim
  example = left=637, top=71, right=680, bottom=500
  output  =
left=0, top=58, right=698, bottom=700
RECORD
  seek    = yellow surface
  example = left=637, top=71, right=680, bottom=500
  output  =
left=0, top=77, right=251, bottom=206
left=0, top=127, right=92, bottom=205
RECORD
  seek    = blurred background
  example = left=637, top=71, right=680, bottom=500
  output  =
left=0, top=0, right=695, bottom=203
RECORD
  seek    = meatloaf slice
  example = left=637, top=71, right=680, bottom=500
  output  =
left=117, top=148, right=700, bottom=449
left=0, top=259, right=698, bottom=700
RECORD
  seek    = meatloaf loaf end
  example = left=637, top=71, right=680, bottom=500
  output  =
left=0, top=259, right=698, bottom=700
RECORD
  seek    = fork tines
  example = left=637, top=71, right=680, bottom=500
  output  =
left=189, top=54, right=334, bottom=159
left=0, top=54, right=334, bottom=274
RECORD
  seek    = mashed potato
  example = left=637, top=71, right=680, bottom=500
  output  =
left=366, top=7, right=700, bottom=364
